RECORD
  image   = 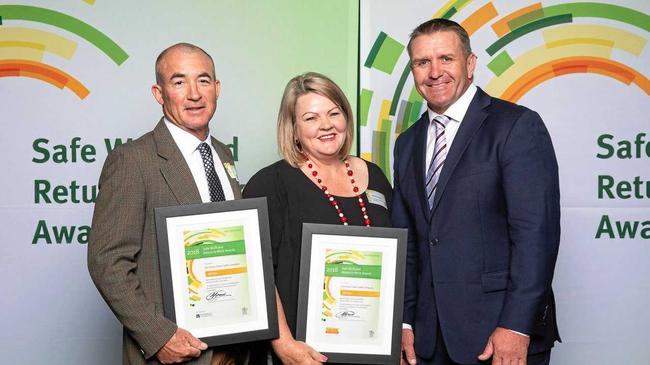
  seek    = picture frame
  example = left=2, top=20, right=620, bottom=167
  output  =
left=296, top=223, right=407, bottom=364
left=154, top=197, right=278, bottom=346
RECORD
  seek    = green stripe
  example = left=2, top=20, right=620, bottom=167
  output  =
left=544, top=2, right=650, bottom=32
left=325, top=263, right=382, bottom=279
left=442, top=7, right=457, bottom=19
left=364, top=31, right=387, bottom=68
left=487, top=51, right=515, bottom=76
left=407, top=100, right=423, bottom=130
left=405, top=86, right=424, bottom=131
left=508, top=8, right=545, bottom=30
left=359, top=88, right=373, bottom=127
left=369, top=34, right=405, bottom=74
left=372, top=130, right=391, bottom=181
left=0, top=5, right=128, bottom=64
left=442, top=0, right=473, bottom=19
left=185, top=240, right=246, bottom=259
left=389, top=63, right=412, bottom=116
left=486, top=14, right=573, bottom=56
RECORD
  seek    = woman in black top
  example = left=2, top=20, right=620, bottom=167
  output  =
left=244, top=72, right=392, bottom=364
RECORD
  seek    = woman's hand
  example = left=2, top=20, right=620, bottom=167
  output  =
left=271, top=337, right=327, bottom=365
left=271, top=289, right=327, bottom=364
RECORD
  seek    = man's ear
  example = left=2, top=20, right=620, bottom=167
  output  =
left=152, top=84, right=164, bottom=105
left=214, top=79, right=221, bottom=99
left=466, top=53, right=477, bottom=80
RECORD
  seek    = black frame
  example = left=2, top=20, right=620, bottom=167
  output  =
left=154, top=197, right=278, bottom=346
left=296, top=223, right=407, bottom=364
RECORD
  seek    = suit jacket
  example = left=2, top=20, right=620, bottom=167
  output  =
left=88, top=119, right=242, bottom=364
left=392, top=88, right=560, bottom=364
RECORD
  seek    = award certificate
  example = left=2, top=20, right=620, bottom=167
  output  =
left=296, top=223, right=407, bottom=364
left=155, top=198, right=278, bottom=346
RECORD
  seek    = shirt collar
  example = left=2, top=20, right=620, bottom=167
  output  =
left=163, top=118, right=211, bottom=157
left=427, top=84, right=477, bottom=123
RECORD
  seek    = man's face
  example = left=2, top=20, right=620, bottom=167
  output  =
left=410, top=31, right=476, bottom=114
left=152, top=49, right=220, bottom=140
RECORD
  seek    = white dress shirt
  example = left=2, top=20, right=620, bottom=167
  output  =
left=164, top=119, right=235, bottom=202
left=424, top=84, right=477, bottom=170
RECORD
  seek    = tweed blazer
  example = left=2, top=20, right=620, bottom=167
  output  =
left=88, top=119, right=241, bottom=364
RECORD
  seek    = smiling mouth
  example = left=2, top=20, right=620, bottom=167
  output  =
left=427, top=81, right=450, bottom=88
left=318, top=134, right=337, bottom=141
left=185, top=106, right=205, bottom=112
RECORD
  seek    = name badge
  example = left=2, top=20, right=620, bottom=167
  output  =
left=365, top=189, right=387, bottom=209
left=223, top=162, right=238, bottom=180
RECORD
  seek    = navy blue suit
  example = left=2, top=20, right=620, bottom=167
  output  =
left=392, top=87, right=560, bottom=364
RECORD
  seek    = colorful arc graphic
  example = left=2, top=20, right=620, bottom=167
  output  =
left=362, top=1, right=649, bottom=178
left=502, top=57, right=650, bottom=102
left=0, top=4, right=128, bottom=99
left=0, top=59, right=89, bottom=99
left=0, top=5, right=127, bottom=64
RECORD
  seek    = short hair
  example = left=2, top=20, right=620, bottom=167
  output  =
left=407, top=18, right=472, bottom=58
left=277, top=72, right=355, bottom=167
left=155, top=42, right=215, bottom=84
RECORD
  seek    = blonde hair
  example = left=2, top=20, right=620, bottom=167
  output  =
left=277, top=72, right=355, bottom=167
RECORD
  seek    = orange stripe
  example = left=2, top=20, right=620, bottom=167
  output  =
left=0, top=68, right=20, bottom=77
left=20, top=70, right=65, bottom=88
left=19, top=63, right=68, bottom=85
left=491, top=3, right=543, bottom=37
left=340, top=289, right=380, bottom=297
left=206, top=266, right=247, bottom=277
left=552, top=64, right=589, bottom=75
left=461, top=2, right=498, bottom=36
left=0, top=59, right=89, bottom=99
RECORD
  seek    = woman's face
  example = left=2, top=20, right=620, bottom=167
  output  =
left=294, top=92, right=347, bottom=162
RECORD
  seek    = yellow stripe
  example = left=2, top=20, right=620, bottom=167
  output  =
left=0, top=46, right=43, bottom=61
left=0, top=27, right=77, bottom=59
left=543, top=24, right=646, bottom=56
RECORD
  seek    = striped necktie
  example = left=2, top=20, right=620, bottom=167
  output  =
left=425, top=115, right=450, bottom=210
left=198, top=142, right=226, bottom=202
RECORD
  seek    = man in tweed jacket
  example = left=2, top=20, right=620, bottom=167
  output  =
left=88, top=43, right=242, bottom=364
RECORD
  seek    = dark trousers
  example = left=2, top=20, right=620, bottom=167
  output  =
left=414, top=325, right=551, bottom=365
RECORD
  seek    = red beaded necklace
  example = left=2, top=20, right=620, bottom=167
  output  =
left=304, top=157, right=371, bottom=227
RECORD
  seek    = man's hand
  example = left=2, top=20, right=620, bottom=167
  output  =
left=401, top=328, right=416, bottom=365
left=156, top=327, right=208, bottom=364
left=478, top=327, right=530, bottom=365
left=271, top=337, right=327, bottom=365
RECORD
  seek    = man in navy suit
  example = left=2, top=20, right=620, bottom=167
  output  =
left=392, top=19, right=561, bottom=365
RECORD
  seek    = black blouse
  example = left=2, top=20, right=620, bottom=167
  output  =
left=243, top=159, right=392, bottom=362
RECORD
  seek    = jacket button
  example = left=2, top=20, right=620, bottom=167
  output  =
left=430, top=238, right=439, bottom=246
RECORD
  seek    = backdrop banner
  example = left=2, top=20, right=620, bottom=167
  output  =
left=359, top=0, right=649, bottom=363
left=0, top=1, right=358, bottom=363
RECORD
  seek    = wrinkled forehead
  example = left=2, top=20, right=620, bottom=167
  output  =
left=159, top=48, right=216, bottom=79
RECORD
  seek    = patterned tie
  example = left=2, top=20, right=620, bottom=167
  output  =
left=425, top=115, right=450, bottom=209
left=197, top=142, right=226, bottom=202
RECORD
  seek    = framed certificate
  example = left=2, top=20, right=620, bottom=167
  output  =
left=154, top=197, right=278, bottom=346
left=296, top=223, right=407, bottom=364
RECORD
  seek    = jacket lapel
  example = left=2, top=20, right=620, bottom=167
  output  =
left=431, top=88, right=491, bottom=214
left=153, top=119, right=202, bottom=205
left=411, top=112, right=432, bottom=221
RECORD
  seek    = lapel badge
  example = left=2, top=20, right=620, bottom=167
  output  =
left=223, top=162, right=238, bottom=180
